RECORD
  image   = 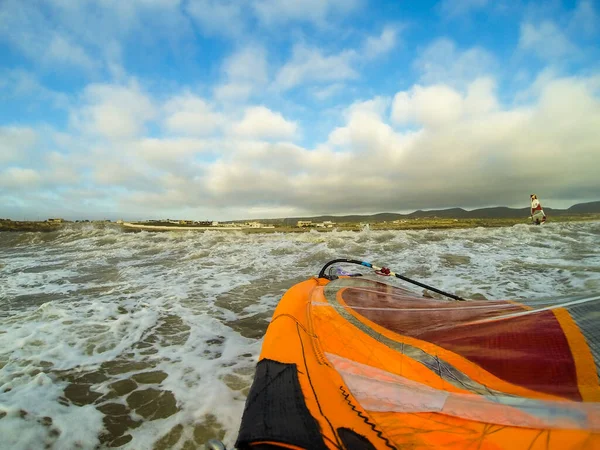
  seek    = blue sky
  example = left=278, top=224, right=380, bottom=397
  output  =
left=1, top=0, right=599, bottom=221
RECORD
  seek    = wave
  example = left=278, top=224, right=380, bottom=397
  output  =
left=1, top=222, right=599, bottom=448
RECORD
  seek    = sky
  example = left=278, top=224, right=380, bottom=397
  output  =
left=0, top=0, right=599, bottom=221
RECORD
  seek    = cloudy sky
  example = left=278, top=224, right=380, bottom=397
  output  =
left=1, top=0, right=599, bottom=221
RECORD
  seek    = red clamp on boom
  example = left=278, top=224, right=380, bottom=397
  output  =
left=376, top=267, right=391, bottom=276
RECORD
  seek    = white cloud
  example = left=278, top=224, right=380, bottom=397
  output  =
left=214, top=83, right=255, bottom=103
left=135, top=137, right=211, bottom=163
left=391, top=85, right=465, bottom=128
left=45, top=34, right=98, bottom=71
left=3, top=74, right=600, bottom=219
left=275, top=45, right=358, bottom=90
left=186, top=0, right=245, bottom=37
left=231, top=141, right=307, bottom=171
left=414, top=38, right=496, bottom=87
left=318, top=76, right=599, bottom=211
left=512, top=68, right=562, bottom=104
left=464, top=77, right=499, bottom=115
left=311, top=83, right=346, bottom=100
left=0, top=1, right=96, bottom=72
left=0, top=69, right=69, bottom=107
left=271, top=25, right=400, bottom=91
left=391, top=78, right=498, bottom=128
left=214, top=46, right=269, bottom=102
left=0, top=0, right=192, bottom=75
left=345, top=97, right=390, bottom=121
left=42, top=152, right=82, bottom=185
left=329, top=98, right=405, bottom=159
left=50, top=0, right=191, bottom=43
left=519, top=21, right=578, bottom=60
left=362, top=25, right=400, bottom=59
left=252, top=0, right=361, bottom=26
left=273, top=25, right=398, bottom=91
left=163, top=93, right=224, bottom=136
left=71, top=82, right=157, bottom=141
left=231, top=106, right=298, bottom=140
left=0, top=168, right=42, bottom=189
left=92, top=160, right=152, bottom=189
left=378, top=76, right=600, bottom=207
left=438, top=0, right=488, bottom=18
left=222, top=46, right=268, bottom=84
left=0, top=127, right=38, bottom=163
left=570, top=0, right=598, bottom=36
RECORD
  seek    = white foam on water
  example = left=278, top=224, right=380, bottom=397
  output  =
left=0, top=372, right=104, bottom=449
left=0, top=222, right=599, bottom=449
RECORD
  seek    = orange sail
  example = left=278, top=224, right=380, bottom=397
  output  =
left=235, top=261, right=600, bottom=449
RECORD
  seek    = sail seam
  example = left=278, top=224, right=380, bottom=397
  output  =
left=339, top=385, right=397, bottom=450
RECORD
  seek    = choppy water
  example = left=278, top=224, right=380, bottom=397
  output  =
left=1, top=222, right=599, bottom=449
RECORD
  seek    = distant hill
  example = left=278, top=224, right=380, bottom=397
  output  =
left=566, top=201, right=600, bottom=214
left=256, top=200, right=600, bottom=225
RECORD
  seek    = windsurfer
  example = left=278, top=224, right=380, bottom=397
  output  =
left=530, top=194, right=546, bottom=224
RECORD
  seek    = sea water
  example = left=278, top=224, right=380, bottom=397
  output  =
left=1, top=222, right=599, bottom=449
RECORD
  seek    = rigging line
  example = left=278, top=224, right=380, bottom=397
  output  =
left=270, top=313, right=318, bottom=337
left=318, top=258, right=464, bottom=301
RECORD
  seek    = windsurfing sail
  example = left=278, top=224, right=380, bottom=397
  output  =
left=235, top=259, right=600, bottom=449
left=531, top=193, right=547, bottom=224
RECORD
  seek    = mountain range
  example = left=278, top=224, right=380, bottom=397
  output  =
left=248, top=201, right=600, bottom=225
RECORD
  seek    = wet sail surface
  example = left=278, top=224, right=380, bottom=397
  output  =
left=311, top=276, right=600, bottom=448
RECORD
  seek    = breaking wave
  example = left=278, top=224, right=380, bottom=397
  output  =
left=1, top=221, right=599, bottom=449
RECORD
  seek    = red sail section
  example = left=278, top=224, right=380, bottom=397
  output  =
left=422, top=310, right=581, bottom=401
left=342, top=287, right=581, bottom=400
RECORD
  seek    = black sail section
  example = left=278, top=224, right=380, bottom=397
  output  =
left=235, top=359, right=328, bottom=450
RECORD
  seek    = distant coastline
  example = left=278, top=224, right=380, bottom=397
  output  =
left=2, top=200, right=599, bottom=233
left=120, top=222, right=243, bottom=231
left=2, top=214, right=600, bottom=233
left=271, top=200, right=600, bottom=225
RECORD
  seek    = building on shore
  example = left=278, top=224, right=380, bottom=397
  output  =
left=47, top=218, right=64, bottom=223
left=297, top=220, right=312, bottom=227
left=316, top=221, right=335, bottom=228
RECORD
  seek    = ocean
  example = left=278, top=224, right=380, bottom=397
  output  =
left=1, top=222, right=599, bottom=449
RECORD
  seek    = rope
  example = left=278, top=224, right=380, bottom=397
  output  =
left=318, top=258, right=464, bottom=301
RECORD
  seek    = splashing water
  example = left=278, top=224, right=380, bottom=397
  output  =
left=1, top=222, right=599, bottom=449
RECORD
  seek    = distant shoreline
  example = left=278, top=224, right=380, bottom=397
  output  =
left=2, top=215, right=599, bottom=233
left=120, top=222, right=243, bottom=231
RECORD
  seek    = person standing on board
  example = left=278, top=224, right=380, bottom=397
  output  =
left=530, top=194, right=546, bottom=225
